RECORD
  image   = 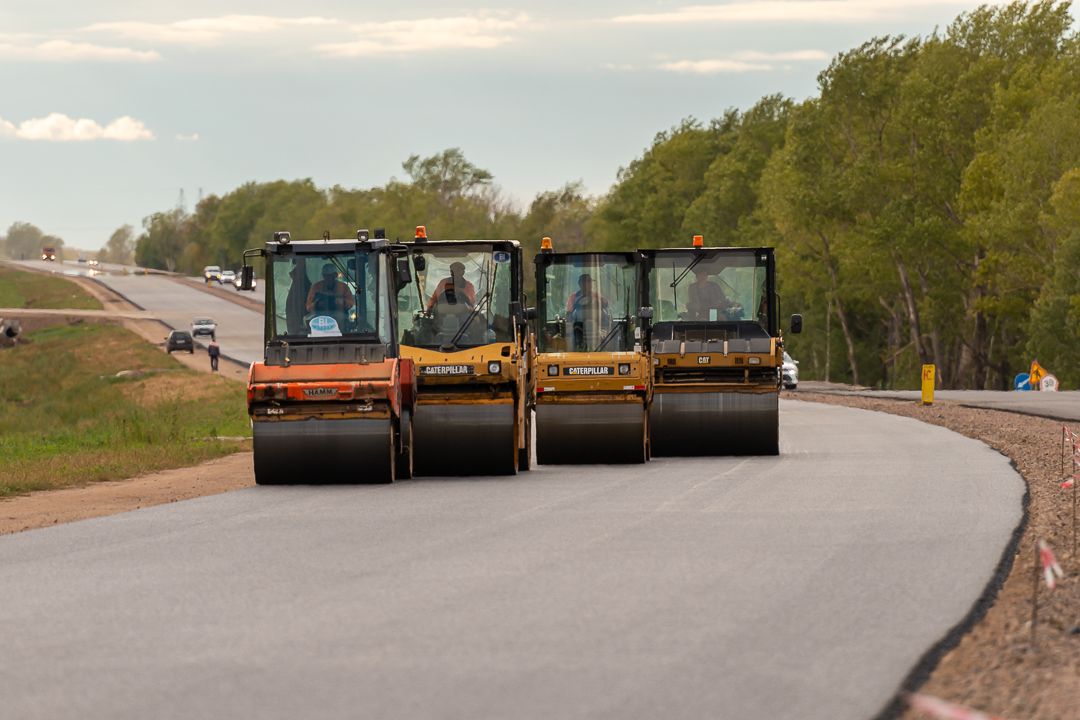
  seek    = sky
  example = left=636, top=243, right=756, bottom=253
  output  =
left=0, top=0, right=1012, bottom=250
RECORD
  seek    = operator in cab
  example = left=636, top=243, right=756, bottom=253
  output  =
left=306, top=263, right=355, bottom=326
left=684, top=267, right=737, bottom=321
left=426, top=261, right=476, bottom=312
left=565, top=274, right=608, bottom=315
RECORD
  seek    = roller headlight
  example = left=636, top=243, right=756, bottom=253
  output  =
left=618, top=363, right=631, bottom=375
left=547, top=364, right=559, bottom=376
left=487, top=361, right=502, bottom=374
left=748, top=357, right=762, bottom=365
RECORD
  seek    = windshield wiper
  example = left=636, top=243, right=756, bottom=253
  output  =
left=596, top=317, right=629, bottom=352
left=670, top=254, right=705, bottom=289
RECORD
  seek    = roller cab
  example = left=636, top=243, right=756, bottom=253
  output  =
left=533, top=242, right=651, bottom=464
left=643, top=241, right=794, bottom=456
left=243, top=230, right=416, bottom=484
left=397, top=231, right=534, bottom=475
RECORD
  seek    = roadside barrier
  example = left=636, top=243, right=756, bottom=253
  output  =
left=905, top=692, right=1008, bottom=720
left=1059, top=426, right=1078, bottom=560
left=1038, top=539, right=1064, bottom=591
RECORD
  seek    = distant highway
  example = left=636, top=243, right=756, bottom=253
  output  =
left=11, top=259, right=264, bottom=364
left=0, top=401, right=1024, bottom=720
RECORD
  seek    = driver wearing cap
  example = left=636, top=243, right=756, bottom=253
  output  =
left=306, top=263, right=355, bottom=315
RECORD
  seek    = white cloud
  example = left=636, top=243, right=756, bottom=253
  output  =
left=0, top=39, right=160, bottom=62
left=659, top=49, right=830, bottom=74
left=661, top=59, right=771, bottom=73
left=83, top=15, right=337, bottom=45
left=0, top=113, right=155, bottom=142
left=317, top=13, right=529, bottom=57
left=615, top=1, right=1003, bottom=25
left=176, top=132, right=200, bottom=141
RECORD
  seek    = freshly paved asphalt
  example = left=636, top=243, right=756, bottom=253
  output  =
left=0, top=400, right=1024, bottom=720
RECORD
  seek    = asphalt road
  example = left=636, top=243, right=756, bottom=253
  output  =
left=0, top=400, right=1024, bottom=720
left=11, top=259, right=265, bottom=365
left=802, top=381, right=1080, bottom=422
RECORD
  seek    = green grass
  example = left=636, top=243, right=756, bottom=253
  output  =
left=0, top=265, right=102, bottom=310
left=0, top=322, right=250, bottom=496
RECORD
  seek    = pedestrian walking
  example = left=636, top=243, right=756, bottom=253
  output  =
left=208, top=339, right=220, bottom=372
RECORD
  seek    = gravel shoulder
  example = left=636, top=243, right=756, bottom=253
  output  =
left=0, top=453, right=254, bottom=535
left=791, top=392, right=1079, bottom=720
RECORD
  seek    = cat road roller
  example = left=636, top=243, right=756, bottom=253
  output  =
left=397, top=226, right=534, bottom=474
left=642, top=236, right=801, bottom=456
left=533, top=237, right=652, bottom=464
left=242, top=229, right=416, bottom=484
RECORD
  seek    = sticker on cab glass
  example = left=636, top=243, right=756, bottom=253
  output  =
left=493, top=251, right=511, bottom=264
left=565, top=366, right=614, bottom=376
left=420, top=365, right=474, bottom=376
left=309, top=315, right=342, bottom=337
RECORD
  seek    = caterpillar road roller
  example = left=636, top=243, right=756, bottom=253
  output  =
left=397, top=226, right=534, bottom=475
left=642, top=236, right=801, bottom=456
left=533, top=237, right=652, bottom=464
left=242, top=229, right=416, bottom=484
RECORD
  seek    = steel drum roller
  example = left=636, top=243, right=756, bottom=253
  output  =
left=412, top=402, right=517, bottom=475
left=650, top=392, right=778, bottom=456
left=536, top=403, right=647, bottom=464
left=253, top=417, right=394, bottom=484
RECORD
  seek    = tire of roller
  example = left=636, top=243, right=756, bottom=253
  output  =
left=253, top=417, right=395, bottom=484
left=649, top=391, right=779, bottom=456
left=535, top=403, right=648, bottom=465
left=411, top=403, right=517, bottom=476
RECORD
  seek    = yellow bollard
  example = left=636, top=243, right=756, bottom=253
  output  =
left=921, top=364, right=935, bottom=405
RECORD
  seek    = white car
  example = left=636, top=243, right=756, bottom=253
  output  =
left=782, top=351, right=799, bottom=390
left=202, top=265, right=222, bottom=283
left=191, top=318, right=217, bottom=341
left=220, top=270, right=236, bottom=285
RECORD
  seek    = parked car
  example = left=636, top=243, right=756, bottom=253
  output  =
left=220, top=270, right=236, bottom=285
left=77, top=255, right=87, bottom=263
left=782, top=351, right=799, bottom=390
left=234, top=270, right=256, bottom=292
left=202, top=265, right=222, bottom=283
left=191, top=318, right=217, bottom=341
left=166, top=330, right=195, bottom=354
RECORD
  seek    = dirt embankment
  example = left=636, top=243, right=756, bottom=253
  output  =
left=791, top=393, right=1078, bottom=720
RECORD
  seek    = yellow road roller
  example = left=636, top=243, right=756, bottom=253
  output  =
left=642, top=236, right=801, bottom=456
left=242, top=229, right=417, bottom=484
left=533, top=237, right=652, bottom=464
left=397, top=227, right=534, bottom=475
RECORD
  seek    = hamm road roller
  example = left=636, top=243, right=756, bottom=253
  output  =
left=642, top=236, right=801, bottom=456
left=242, top=229, right=416, bottom=484
left=533, top=237, right=652, bottom=464
left=397, top=226, right=534, bottom=474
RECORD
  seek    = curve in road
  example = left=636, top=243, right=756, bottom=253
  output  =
left=0, top=400, right=1023, bottom=720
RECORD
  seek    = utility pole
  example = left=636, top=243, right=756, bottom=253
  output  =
left=177, top=188, right=186, bottom=214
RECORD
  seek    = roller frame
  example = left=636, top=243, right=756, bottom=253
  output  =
left=649, top=390, right=778, bottom=456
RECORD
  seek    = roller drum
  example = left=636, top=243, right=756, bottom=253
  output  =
left=253, top=417, right=395, bottom=484
left=412, top=403, right=517, bottom=476
left=535, top=402, right=647, bottom=464
left=650, top=391, right=778, bottom=456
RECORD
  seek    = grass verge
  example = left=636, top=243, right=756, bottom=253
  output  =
left=0, top=320, right=250, bottom=496
left=0, top=265, right=102, bottom=310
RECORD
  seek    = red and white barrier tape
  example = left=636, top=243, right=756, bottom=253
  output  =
left=905, top=692, right=1008, bottom=720
left=1038, top=539, right=1064, bottom=590
left=1063, top=476, right=1076, bottom=490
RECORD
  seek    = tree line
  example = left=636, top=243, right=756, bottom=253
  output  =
left=7, top=2, right=1077, bottom=389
